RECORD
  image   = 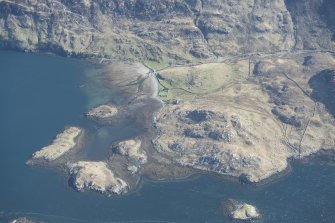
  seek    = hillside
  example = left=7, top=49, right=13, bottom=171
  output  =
left=1, top=0, right=334, bottom=68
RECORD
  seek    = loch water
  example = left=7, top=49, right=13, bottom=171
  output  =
left=0, top=51, right=334, bottom=223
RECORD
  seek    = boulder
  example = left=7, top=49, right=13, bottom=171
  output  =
left=223, top=199, right=261, bottom=221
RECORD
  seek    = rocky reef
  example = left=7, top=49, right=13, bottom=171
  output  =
left=68, top=161, right=128, bottom=195
left=9, top=218, right=43, bottom=223
left=223, top=199, right=260, bottom=221
left=28, top=126, right=83, bottom=163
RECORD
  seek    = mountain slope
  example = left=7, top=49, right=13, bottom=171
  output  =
left=0, top=0, right=334, bottom=68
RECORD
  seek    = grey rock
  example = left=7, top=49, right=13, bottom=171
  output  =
left=223, top=199, right=261, bottom=220
left=2, top=0, right=328, bottom=66
left=186, top=110, right=213, bottom=123
left=309, top=69, right=335, bottom=117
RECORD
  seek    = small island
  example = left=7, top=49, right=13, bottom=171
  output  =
left=27, top=126, right=84, bottom=164
left=68, top=161, right=128, bottom=195
left=86, top=104, right=118, bottom=124
left=115, top=139, right=148, bottom=165
left=223, top=199, right=261, bottom=221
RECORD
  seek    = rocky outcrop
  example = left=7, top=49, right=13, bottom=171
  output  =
left=115, top=139, right=147, bottom=164
left=155, top=104, right=290, bottom=183
left=309, top=69, right=335, bottom=117
left=285, top=0, right=335, bottom=50
left=1, top=0, right=331, bottom=68
left=86, top=104, right=118, bottom=124
left=9, top=218, right=43, bottom=223
left=223, top=199, right=260, bottom=221
left=30, top=127, right=83, bottom=162
left=154, top=53, right=335, bottom=183
left=68, top=161, right=128, bottom=195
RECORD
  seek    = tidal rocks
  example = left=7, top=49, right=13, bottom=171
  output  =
left=68, top=161, right=128, bottom=195
left=86, top=104, right=118, bottom=124
left=127, top=165, right=139, bottom=174
left=115, top=139, right=147, bottom=164
left=223, top=199, right=260, bottom=221
left=30, top=127, right=83, bottom=162
left=9, top=218, right=43, bottom=223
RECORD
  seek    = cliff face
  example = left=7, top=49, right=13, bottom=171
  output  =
left=309, top=69, right=335, bottom=117
left=285, top=0, right=335, bottom=50
left=0, top=0, right=334, bottom=68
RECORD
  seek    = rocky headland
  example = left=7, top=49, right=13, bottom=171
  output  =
left=153, top=52, right=335, bottom=183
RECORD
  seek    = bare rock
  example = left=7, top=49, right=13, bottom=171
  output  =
left=86, top=104, right=118, bottom=124
left=9, top=218, right=43, bottom=223
left=0, top=0, right=316, bottom=66
left=186, top=110, right=213, bottom=123
left=127, top=165, right=139, bottom=174
left=30, top=127, right=83, bottom=162
left=309, top=69, right=335, bottom=117
left=115, top=139, right=147, bottom=164
left=68, top=161, right=128, bottom=195
left=223, top=199, right=261, bottom=221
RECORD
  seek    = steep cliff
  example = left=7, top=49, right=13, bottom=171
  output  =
left=285, top=0, right=335, bottom=50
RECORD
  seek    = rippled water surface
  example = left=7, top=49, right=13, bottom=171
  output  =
left=0, top=51, right=334, bottom=223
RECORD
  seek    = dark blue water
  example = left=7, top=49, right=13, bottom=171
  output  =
left=0, top=51, right=334, bottom=223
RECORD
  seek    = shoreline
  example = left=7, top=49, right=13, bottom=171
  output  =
left=2, top=48, right=335, bottom=223
left=21, top=49, right=335, bottom=195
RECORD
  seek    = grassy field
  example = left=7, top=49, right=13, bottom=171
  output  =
left=156, top=61, right=250, bottom=103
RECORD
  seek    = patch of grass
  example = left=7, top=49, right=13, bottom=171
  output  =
left=156, top=61, right=249, bottom=101
left=143, top=58, right=170, bottom=70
